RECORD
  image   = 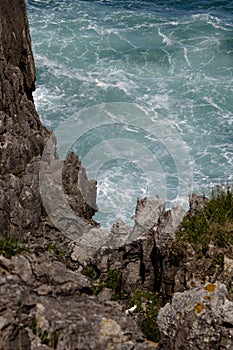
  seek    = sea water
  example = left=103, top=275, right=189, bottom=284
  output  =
left=26, top=0, right=233, bottom=227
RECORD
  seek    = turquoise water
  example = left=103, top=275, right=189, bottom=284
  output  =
left=27, top=0, right=233, bottom=227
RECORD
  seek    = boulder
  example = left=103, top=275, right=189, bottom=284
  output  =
left=157, top=282, right=233, bottom=350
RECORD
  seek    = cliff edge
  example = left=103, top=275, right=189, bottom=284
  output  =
left=0, top=1, right=155, bottom=349
left=0, top=0, right=97, bottom=237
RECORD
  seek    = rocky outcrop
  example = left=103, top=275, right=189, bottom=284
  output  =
left=155, top=193, right=233, bottom=303
left=0, top=0, right=97, bottom=236
left=0, top=0, right=35, bottom=101
left=157, top=282, right=233, bottom=350
left=0, top=0, right=48, bottom=235
left=0, top=0, right=46, bottom=173
left=0, top=252, right=155, bottom=350
left=0, top=1, right=154, bottom=348
left=80, top=196, right=186, bottom=297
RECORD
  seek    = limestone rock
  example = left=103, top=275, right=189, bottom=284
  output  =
left=0, top=252, right=155, bottom=350
left=157, top=282, right=233, bottom=350
left=83, top=196, right=186, bottom=298
left=0, top=0, right=98, bottom=238
left=189, top=193, right=209, bottom=216
left=153, top=205, right=186, bottom=253
left=132, top=196, right=165, bottom=238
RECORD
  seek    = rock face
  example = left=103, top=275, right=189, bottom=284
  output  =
left=0, top=0, right=36, bottom=101
left=82, top=196, right=186, bottom=297
left=0, top=253, right=155, bottom=350
left=0, top=0, right=97, bottom=237
left=0, top=1, right=155, bottom=349
left=0, top=0, right=47, bottom=234
left=157, top=282, right=233, bottom=350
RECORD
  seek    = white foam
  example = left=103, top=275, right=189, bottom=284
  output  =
left=158, top=27, right=172, bottom=46
left=28, top=0, right=233, bottom=226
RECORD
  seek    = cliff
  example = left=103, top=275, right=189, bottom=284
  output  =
left=0, top=1, right=233, bottom=349
left=0, top=1, right=155, bottom=348
left=0, top=0, right=97, bottom=237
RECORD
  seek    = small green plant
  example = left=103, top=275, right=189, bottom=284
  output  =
left=227, top=279, right=233, bottom=297
left=128, top=290, right=160, bottom=342
left=214, top=253, right=224, bottom=267
left=17, top=299, right=24, bottom=308
left=50, top=331, right=59, bottom=349
left=105, top=269, right=122, bottom=301
left=174, top=185, right=233, bottom=256
left=29, top=316, right=38, bottom=335
left=128, top=289, right=145, bottom=312
left=0, top=236, right=28, bottom=258
left=93, top=269, right=122, bottom=300
left=29, top=317, right=49, bottom=345
left=83, top=265, right=98, bottom=279
left=29, top=316, right=59, bottom=349
left=45, top=243, right=65, bottom=257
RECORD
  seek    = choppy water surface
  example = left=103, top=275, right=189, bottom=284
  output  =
left=27, top=0, right=233, bottom=226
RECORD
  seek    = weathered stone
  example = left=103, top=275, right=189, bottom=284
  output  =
left=62, top=151, right=98, bottom=221
left=97, top=288, right=115, bottom=302
left=122, top=261, right=143, bottom=295
left=132, top=196, right=165, bottom=238
left=157, top=282, right=233, bottom=350
left=189, top=193, right=209, bottom=216
left=0, top=256, right=155, bottom=350
left=0, top=0, right=98, bottom=237
left=153, top=206, right=186, bottom=253
left=110, top=219, right=132, bottom=246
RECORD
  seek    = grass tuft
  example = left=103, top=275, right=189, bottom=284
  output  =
left=174, top=185, right=233, bottom=256
left=29, top=316, right=59, bottom=349
left=93, top=269, right=122, bottom=300
left=128, top=290, right=160, bottom=342
left=0, top=236, right=28, bottom=258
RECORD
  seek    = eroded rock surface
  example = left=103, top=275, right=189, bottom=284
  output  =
left=0, top=1, right=157, bottom=349
left=0, top=0, right=97, bottom=238
left=157, top=282, right=233, bottom=350
left=0, top=253, right=155, bottom=350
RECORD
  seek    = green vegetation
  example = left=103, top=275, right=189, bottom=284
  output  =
left=50, top=331, right=60, bottom=349
left=45, top=243, right=65, bottom=257
left=174, top=185, right=233, bottom=256
left=105, top=269, right=122, bottom=301
left=0, top=236, right=28, bottom=258
left=128, top=290, right=160, bottom=342
left=29, top=316, right=59, bottom=349
left=82, top=265, right=98, bottom=279
left=30, top=317, right=49, bottom=345
left=214, top=253, right=224, bottom=267
left=227, top=279, right=233, bottom=296
left=104, top=269, right=122, bottom=290
left=17, top=299, right=24, bottom=308
left=93, top=269, right=122, bottom=301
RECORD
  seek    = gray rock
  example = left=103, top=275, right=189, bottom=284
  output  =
left=0, top=0, right=98, bottom=240
left=189, top=193, right=209, bottom=216
left=132, top=196, right=165, bottom=238
left=110, top=219, right=132, bottom=246
left=153, top=206, right=186, bottom=254
left=157, top=282, right=233, bottom=350
left=0, top=252, right=155, bottom=350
